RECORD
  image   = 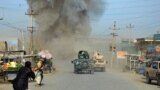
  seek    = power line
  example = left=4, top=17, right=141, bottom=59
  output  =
left=105, top=9, right=160, bottom=16
left=0, top=22, right=26, bottom=50
left=110, top=0, right=160, bottom=4
left=109, top=2, right=160, bottom=10
left=0, top=22, right=24, bottom=31
left=104, top=12, right=160, bottom=24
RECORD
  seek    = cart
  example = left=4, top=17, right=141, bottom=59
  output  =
left=0, top=62, right=23, bottom=82
left=2, top=70, right=18, bottom=81
left=0, top=50, right=25, bottom=82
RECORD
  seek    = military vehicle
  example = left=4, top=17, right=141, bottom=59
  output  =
left=94, top=59, right=106, bottom=72
left=71, top=50, right=95, bottom=74
left=93, top=52, right=106, bottom=72
left=145, top=60, right=160, bottom=86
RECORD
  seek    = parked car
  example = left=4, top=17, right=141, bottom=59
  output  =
left=144, top=60, right=160, bottom=86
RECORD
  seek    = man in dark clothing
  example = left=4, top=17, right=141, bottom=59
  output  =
left=12, top=61, right=35, bottom=90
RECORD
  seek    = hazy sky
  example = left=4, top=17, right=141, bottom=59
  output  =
left=0, top=0, right=160, bottom=40
left=91, top=0, right=160, bottom=39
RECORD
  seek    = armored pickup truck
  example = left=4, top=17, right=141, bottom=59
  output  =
left=71, top=50, right=95, bottom=74
left=145, top=61, right=160, bottom=86
left=93, top=52, right=107, bottom=72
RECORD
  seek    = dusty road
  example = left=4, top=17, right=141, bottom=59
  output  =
left=0, top=60, right=159, bottom=90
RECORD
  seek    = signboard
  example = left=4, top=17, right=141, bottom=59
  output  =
left=146, top=45, right=160, bottom=59
left=155, top=45, right=160, bottom=55
left=155, top=46, right=160, bottom=52
left=116, top=51, right=128, bottom=59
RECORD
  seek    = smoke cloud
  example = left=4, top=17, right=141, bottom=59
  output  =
left=26, top=0, right=106, bottom=59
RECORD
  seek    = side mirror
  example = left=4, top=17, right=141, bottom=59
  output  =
left=71, top=61, right=74, bottom=63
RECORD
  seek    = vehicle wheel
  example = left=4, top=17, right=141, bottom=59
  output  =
left=89, top=69, right=94, bottom=74
left=157, top=75, right=160, bottom=86
left=102, top=67, right=106, bottom=72
left=76, top=69, right=80, bottom=74
left=74, top=69, right=77, bottom=73
left=158, top=78, right=160, bottom=86
left=146, top=74, right=151, bottom=84
left=74, top=68, right=78, bottom=74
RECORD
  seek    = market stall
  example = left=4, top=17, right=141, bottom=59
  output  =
left=0, top=50, right=25, bottom=82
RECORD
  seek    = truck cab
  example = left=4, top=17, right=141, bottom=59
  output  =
left=145, top=60, right=160, bottom=85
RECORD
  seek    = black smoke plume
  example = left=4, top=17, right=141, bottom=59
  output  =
left=26, top=0, right=106, bottom=59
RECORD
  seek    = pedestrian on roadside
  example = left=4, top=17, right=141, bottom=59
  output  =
left=12, top=61, right=35, bottom=90
left=34, top=59, right=44, bottom=86
left=47, top=59, right=53, bottom=73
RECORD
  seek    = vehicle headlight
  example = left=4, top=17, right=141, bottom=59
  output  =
left=76, top=62, right=80, bottom=65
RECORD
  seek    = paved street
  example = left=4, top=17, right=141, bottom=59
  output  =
left=0, top=60, right=159, bottom=90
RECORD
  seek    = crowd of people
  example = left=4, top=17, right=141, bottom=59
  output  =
left=11, top=49, right=54, bottom=90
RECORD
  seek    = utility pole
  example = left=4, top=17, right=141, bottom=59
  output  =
left=109, top=21, right=120, bottom=68
left=20, top=30, right=25, bottom=50
left=25, top=8, right=38, bottom=54
left=126, top=24, right=134, bottom=44
left=0, top=7, right=4, bottom=20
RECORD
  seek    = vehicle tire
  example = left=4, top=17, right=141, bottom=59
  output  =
left=102, top=67, right=106, bottom=72
left=157, top=75, right=160, bottom=86
left=74, top=69, right=77, bottom=73
left=89, top=69, right=94, bottom=74
left=74, top=65, right=77, bottom=73
left=146, top=74, right=151, bottom=84
left=74, top=68, right=79, bottom=74
left=158, top=78, right=160, bottom=86
left=76, top=69, right=80, bottom=74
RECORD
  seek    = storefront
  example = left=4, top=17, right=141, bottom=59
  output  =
left=135, top=36, right=160, bottom=59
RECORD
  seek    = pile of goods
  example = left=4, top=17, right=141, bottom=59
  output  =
left=2, top=62, right=23, bottom=71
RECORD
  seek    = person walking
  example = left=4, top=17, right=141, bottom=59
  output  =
left=34, top=60, right=44, bottom=86
left=12, top=61, right=35, bottom=90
